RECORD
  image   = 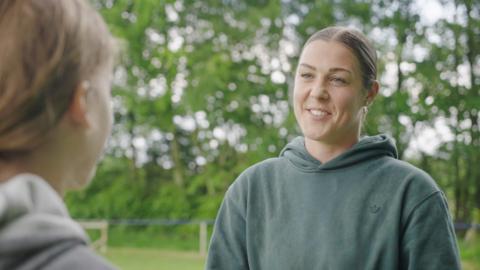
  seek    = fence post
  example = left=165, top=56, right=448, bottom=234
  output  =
left=100, top=221, right=108, bottom=253
left=77, top=220, right=109, bottom=253
left=199, top=221, right=208, bottom=256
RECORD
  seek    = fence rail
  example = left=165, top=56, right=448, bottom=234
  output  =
left=77, top=219, right=479, bottom=254
left=106, top=219, right=215, bottom=226
left=454, top=223, right=480, bottom=230
left=77, top=219, right=214, bottom=255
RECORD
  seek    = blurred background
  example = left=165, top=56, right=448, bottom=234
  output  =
left=66, top=0, right=479, bottom=269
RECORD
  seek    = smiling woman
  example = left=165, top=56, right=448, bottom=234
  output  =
left=206, top=26, right=461, bottom=270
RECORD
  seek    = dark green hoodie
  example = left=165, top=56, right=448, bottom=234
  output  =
left=206, top=135, right=461, bottom=270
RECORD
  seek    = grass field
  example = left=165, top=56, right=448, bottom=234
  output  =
left=94, top=227, right=480, bottom=269
left=102, top=243, right=480, bottom=270
left=104, top=248, right=205, bottom=270
left=459, top=239, right=480, bottom=270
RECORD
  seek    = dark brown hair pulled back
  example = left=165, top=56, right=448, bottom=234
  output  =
left=304, top=26, right=377, bottom=90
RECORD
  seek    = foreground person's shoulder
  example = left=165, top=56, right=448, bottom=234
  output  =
left=43, top=243, right=117, bottom=270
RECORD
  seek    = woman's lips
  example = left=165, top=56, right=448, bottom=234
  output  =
left=306, top=108, right=331, bottom=119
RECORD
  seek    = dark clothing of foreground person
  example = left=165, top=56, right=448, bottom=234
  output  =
left=0, top=174, right=115, bottom=269
left=0, top=0, right=118, bottom=268
left=206, top=135, right=461, bottom=270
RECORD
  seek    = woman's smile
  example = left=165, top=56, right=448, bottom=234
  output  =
left=305, top=107, right=331, bottom=120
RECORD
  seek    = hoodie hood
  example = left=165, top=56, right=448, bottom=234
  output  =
left=0, top=174, right=88, bottom=254
left=280, top=134, right=398, bottom=172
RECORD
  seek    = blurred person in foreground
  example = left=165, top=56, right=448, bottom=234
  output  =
left=0, top=0, right=117, bottom=269
left=206, top=26, right=461, bottom=270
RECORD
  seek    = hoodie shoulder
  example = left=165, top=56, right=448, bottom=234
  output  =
left=1, top=239, right=117, bottom=270
left=378, top=157, right=444, bottom=222
left=231, top=157, right=287, bottom=187
left=383, top=157, right=440, bottom=192
left=227, top=156, right=289, bottom=195
left=43, top=243, right=117, bottom=270
left=222, top=157, right=287, bottom=218
left=248, top=157, right=287, bottom=174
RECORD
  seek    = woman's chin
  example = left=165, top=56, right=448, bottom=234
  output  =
left=66, top=169, right=96, bottom=191
left=303, top=130, right=329, bottom=143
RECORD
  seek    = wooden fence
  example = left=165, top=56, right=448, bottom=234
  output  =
left=77, top=219, right=214, bottom=255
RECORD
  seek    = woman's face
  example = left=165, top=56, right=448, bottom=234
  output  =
left=293, top=40, right=367, bottom=146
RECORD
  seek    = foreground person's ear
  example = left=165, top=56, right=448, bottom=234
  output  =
left=67, top=81, right=90, bottom=128
left=366, top=80, right=379, bottom=105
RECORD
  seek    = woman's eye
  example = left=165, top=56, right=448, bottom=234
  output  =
left=330, top=77, right=347, bottom=85
left=300, top=73, right=313, bottom=79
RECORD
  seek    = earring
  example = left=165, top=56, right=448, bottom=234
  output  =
left=362, top=106, right=368, bottom=114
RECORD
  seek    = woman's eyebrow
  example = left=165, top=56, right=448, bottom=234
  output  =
left=328, top=67, right=352, bottom=74
left=299, top=64, right=352, bottom=75
left=299, top=63, right=316, bottom=70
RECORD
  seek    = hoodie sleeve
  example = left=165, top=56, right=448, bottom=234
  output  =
left=400, top=191, right=461, bottom=270
left=205, top=181, right=249, bottom=270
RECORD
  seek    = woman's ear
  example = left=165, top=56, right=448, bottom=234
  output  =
left=366, top=80, right=379, bottom=105
left=66, top=82, right=90, bottom=128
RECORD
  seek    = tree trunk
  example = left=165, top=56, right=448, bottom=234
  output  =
left=170, top=131, right=184, bottom=187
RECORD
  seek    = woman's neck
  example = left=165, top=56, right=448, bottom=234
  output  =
left=0, top=155, right=64, bottom=196
left=304, top=136, right=359, bottom=163
left=0, top=161, right=24, bottom=183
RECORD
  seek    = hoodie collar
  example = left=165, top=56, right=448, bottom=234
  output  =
left=280, top=134, right=398, bottom=172
left=0, top=174, right=88, bottom=254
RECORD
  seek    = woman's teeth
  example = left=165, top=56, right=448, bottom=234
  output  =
left=309, top=109, right=327, bottom=117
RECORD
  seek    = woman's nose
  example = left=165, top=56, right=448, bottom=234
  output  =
left=309, top=79, right=329, bottom=99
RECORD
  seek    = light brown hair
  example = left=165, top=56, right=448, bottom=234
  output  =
left=0, top=0, right=115, bottom=157
left=304, top=26, right=377, bottom=90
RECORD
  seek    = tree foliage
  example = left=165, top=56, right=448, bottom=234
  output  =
left=67, top=0, right=480, bottom=229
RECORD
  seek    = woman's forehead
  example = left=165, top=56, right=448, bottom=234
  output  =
left=299, top=40, right=361, bottom=73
